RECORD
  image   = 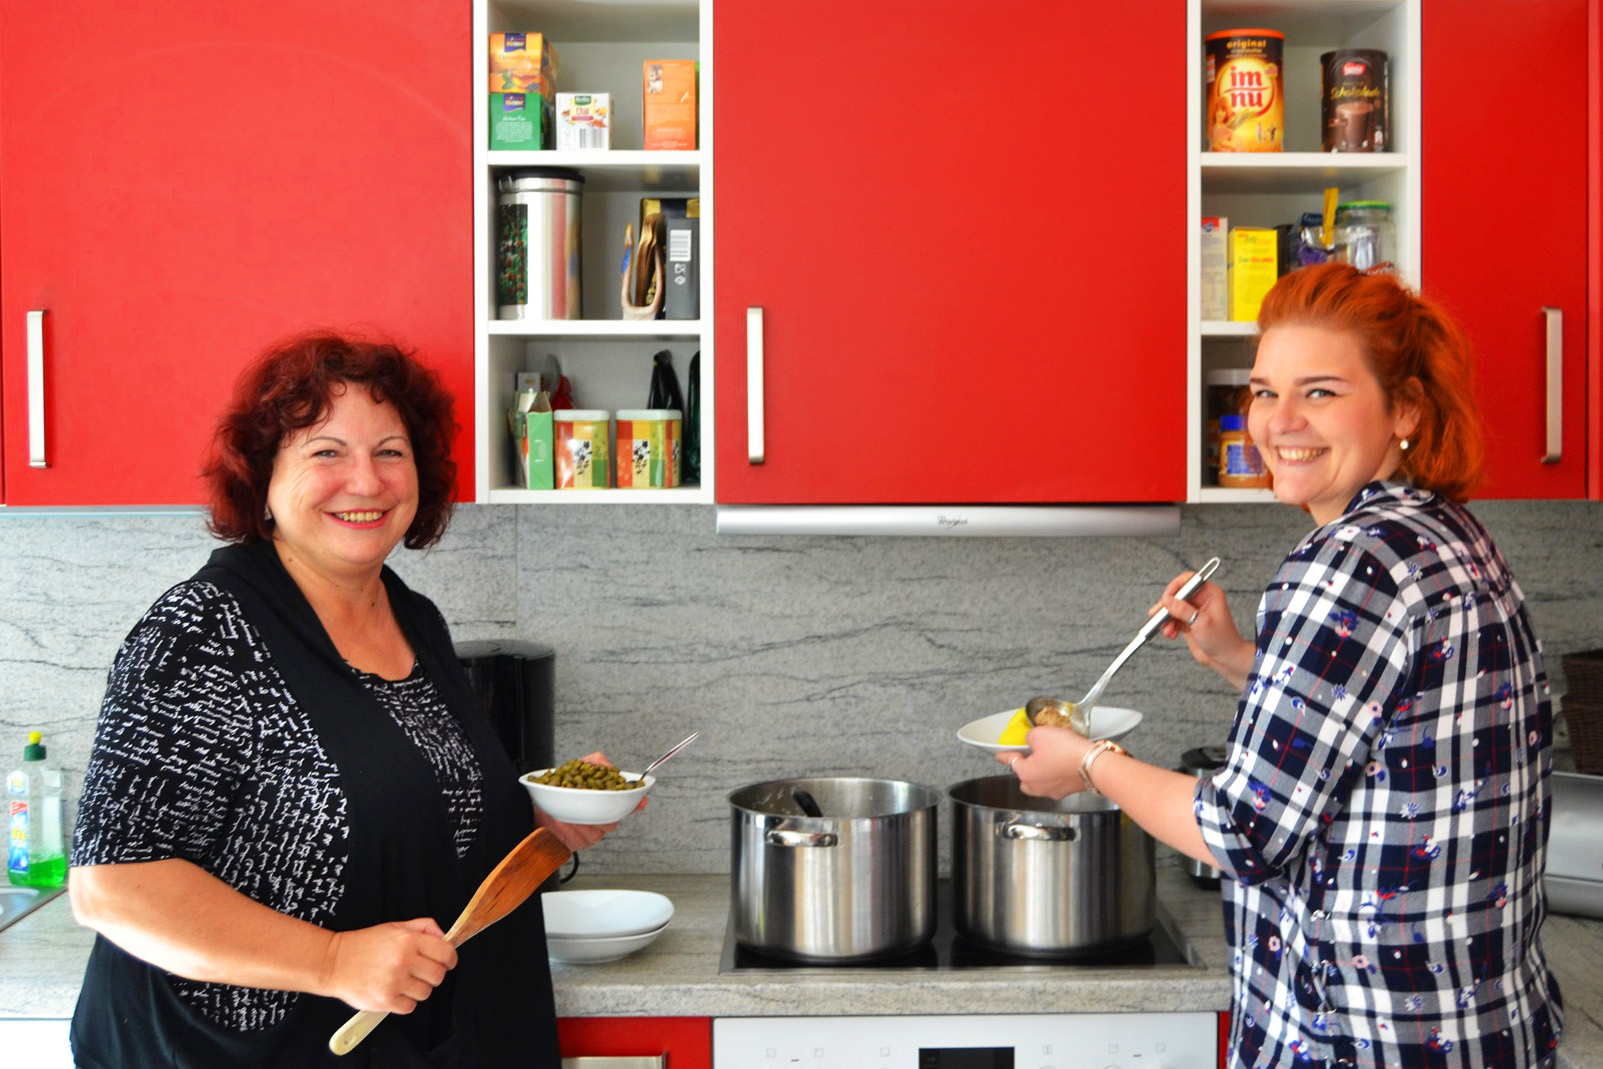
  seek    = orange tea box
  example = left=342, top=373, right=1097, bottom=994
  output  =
left=490, top=33, right=558, bottom=102
left=643, top=60, right=697, bottom=150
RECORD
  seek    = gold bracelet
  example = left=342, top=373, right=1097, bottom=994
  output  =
left=1078, top=739, right=1128, bottom=795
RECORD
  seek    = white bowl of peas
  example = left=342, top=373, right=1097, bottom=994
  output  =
left=520, top=758, right=654, bottom=825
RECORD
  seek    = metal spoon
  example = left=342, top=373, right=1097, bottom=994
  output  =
left=639, top=730, right=700, bottom=778
left=1029, top=557, right=1221, bottom=735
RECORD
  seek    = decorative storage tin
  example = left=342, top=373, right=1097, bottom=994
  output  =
left=554, top=410, right=611, bottom=488
left=1205, top=29, right=1284, bottom=152
left=614, top=409, right=681, bottom=488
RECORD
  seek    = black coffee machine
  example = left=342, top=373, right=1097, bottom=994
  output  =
left=456, top=640, right=567, bottom=887
left=455, top=639, right=556, bottom=775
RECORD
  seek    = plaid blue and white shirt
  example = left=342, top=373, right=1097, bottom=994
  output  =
left=1195, top=482, right=1564, bottom=1069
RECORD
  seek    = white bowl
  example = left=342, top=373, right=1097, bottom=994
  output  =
left=956, top=706, right=1144, bottom=755
left=541, top=889, right=675, bottom=939
left=546, top=923, right=668, bottom=964
left=520, top=770, right=654, bottom=825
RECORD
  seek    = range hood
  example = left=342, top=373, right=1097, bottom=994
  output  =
left=714, top=504, right=1180, bottom=537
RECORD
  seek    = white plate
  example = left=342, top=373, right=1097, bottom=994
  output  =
left=541, top=889, right=675, bottom=939
left=956, top=706, right=1144, bottom=755
left=546, top=923, right=668, bottom=964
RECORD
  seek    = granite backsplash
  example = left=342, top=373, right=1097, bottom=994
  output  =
left=2, top=501, right=1599, bottom=876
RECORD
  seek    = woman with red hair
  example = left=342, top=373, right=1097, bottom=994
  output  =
left=1008, top=265, right=1563, bottom=1068
left=68, top=332, right=610, bottom=1067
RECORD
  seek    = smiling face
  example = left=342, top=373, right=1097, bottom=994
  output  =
left=1248, top=324, right=1420, bottom=526
left=266, top=383, right=418, bottom=584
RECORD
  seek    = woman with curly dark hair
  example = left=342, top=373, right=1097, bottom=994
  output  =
left=67, top=332, right=609, bottom=1068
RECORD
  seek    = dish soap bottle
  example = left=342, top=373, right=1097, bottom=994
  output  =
left=7, top=731, right=66, bottom=888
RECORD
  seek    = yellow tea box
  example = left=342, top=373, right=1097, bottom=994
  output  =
left=643, top=60, right=697, bottom=150
left=1229, top=226, right=1278, bottom=321
left=490, top=32, right=558, bottom=101
left=1200, top=216, right=1229, bottom=321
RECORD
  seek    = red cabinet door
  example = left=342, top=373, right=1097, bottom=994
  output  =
left=1421, top=0, right=1590, bottom=499
left=558, top=1016, right=711, bottom=1068
left=714, top=1, right=1188, bottom=504
left=0, top=1, right=472, bottom=506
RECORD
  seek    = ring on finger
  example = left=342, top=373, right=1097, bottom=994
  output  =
left=1188, top=609, right=1200, bottom=626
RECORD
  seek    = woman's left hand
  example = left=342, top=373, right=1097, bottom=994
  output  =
left=997, top=727, right=1095, bottom=799
left=532, top=751, right=642, bottom=852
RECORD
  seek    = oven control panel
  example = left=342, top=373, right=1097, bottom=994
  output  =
left=713, top=1012, right=1218, bottom=1069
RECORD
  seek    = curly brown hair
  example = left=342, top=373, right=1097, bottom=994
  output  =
left=1257, top=263, right=1484, bottom=502
left=202, top=331, right=458, bottom=548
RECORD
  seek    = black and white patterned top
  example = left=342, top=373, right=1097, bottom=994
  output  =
left=1195, top=482, right=1563, bottom=1068
left=72, top=580, right=484, bottom=1032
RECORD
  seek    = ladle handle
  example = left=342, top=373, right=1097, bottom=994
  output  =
left=1136, top=556, right=1220, bottom=641
left=1077, top=557, right=1221, bottom=712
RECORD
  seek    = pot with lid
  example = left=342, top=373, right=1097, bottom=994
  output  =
left=729, top=777, right=939, bottom=961
left=1178, top=745, right=1229, bottom=883
left=950, top=775, right=1155, bottom=957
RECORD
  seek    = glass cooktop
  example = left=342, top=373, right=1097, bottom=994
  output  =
left=719, top=879, right=1201, bottom=974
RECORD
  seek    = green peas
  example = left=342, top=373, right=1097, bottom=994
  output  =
left=534, top=758, right=634, bottom=791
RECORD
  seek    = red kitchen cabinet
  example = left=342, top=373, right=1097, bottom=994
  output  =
left=0, top=1, right=474, bottom=506
left=714, top=1, right=1189, bottom=504
left=558, top=1015, right=711, bottom=1068
left=1421, top=0, right=1593, bottom=499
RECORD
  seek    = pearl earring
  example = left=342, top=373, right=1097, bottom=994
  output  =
left=1399, top=438, right=1411, bottom=452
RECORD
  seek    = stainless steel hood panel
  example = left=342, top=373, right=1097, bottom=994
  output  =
left=715, top=505, right=1181, bottom=537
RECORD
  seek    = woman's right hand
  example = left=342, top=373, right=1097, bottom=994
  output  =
left=324, top=918, right=458, bottom=1015
left=1153, top=571, right=1255, bottom=690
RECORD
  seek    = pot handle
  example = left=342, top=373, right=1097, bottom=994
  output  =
left=1001, top=822, right=1077, bottom=842
left=766, top=828, right=839, bottom=848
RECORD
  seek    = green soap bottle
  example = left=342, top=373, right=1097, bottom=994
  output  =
left=7, top=731, right=66, bottom=888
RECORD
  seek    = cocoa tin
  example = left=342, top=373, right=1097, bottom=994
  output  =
left=1204, top=29, right=1284, bottom=152
left=1321, top=49, right=1388, bottom=152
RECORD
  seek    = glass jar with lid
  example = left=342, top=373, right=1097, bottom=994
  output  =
left=1333, top=201, right=1396, bottom=273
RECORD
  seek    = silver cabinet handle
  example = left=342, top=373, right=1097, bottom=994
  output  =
left=746, top=306, right=765, bottom=464
left=26, top=310, right=48, bottom=468
left=1541, top=307, right=1562, bottom=464
left=562, top=1059, right=667, bottom=1069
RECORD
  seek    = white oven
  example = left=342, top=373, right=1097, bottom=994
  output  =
left=713, top=1011, right=1219, bottom=1068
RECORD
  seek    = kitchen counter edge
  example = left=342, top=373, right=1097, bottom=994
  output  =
left=4, top=868, right=1598, bottom=1068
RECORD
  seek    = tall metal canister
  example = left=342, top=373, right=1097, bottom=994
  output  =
left=497, top=168, right=583, bottom=319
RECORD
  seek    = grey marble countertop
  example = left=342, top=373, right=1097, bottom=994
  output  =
left=5, top=869, right=1599, bottom=1067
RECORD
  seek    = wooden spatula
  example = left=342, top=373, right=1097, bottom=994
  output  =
left=329, top=828, right=573, bottom=1056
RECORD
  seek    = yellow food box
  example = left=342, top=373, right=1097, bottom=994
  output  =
left=643, top=59, right=697, bottom=150
left=1228, top=227, right=1278, bottom=322
left=490, top=32, right=558, bottom=102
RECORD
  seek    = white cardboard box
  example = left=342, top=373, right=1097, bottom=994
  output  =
left=556, top=92, right=611, bottom=151
left=1200, top=216, right=1228, bottom=321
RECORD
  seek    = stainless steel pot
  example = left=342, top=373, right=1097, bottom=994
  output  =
left=950, top=775, right=1155, bottom=957
left=729, top=777, right=940, bottom=961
